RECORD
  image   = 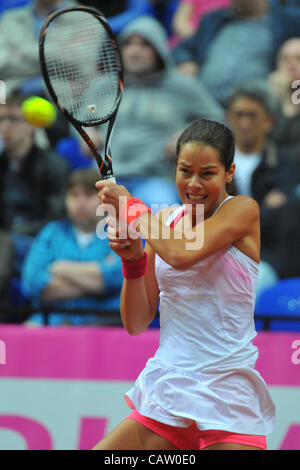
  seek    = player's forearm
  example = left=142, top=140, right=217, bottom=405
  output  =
left=137, top=213, right=202, bottom=269
left=120, top=279, right=156, bottom=335
left=137, top=198, right=258, bottom=269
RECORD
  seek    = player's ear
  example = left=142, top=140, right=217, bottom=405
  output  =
left=225, top=163, right=235, bottom=184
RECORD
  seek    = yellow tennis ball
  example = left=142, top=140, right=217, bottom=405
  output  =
left=21, top=96, right=57, bottom=127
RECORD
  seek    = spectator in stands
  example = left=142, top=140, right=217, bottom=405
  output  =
left=0, top=0, right=80, bottom=96
left=226, top=80, right=300, bottom=279
left=0, top=90, right=70, bottom=274
left=0, top=231, right=14, bottom=303
left=275, top=195, right=300, bottom=279
left=0, top=231, right=16, bottom=324
left=172, top=0, right=300, bottom=106
left=112, top=15, right=224, bottom=208
left=269, top=38, right=300, bottom=163
left=268, top=36, right=300, bottom=278
left=172, top=0, right=230, bottom=42
left=21, top=168, right=123, bottom=326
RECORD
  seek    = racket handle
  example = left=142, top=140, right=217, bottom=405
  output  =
left=103, top=176, right=116, bottom=184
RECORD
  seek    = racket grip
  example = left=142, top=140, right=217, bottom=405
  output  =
left=106, top=176, right=116, bottom=184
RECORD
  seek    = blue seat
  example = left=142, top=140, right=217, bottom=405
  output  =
left=108, top=0, right=150, bottom=34
left=255, top=278, right=300, bottom=331
left=8, top=277, right=28, bottom=306
left=0, top=0, right=31, bottom=17
left=145, top=0, right=179, bottom=37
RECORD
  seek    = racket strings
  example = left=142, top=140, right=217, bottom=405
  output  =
left=43, top=11, right=120, bottom=123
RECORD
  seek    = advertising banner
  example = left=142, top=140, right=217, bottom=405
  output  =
left=0, top=326, right=299, bottom=450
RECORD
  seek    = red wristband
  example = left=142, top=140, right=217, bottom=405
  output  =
left=122, top=252, right=148, bottom=279
left=120, top=197, right=152, bottom=226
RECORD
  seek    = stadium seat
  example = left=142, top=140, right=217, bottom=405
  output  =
left=8, top=277, right=28, bottom=306
left=255, top=278, right=300, bottom=331
left=0, top=0, right=31, bottom=17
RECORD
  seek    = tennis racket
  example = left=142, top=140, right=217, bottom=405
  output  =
left=39, top=6, right=124, bottom=182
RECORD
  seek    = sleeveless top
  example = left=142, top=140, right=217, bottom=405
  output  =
left=125, top=196, right=276, bottom=435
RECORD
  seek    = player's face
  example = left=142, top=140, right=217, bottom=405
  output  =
left=65, top=185, right=99, bottom=232
left=176, top=142, right=234, bottom=222
left=121, top=35, right=160, bottom=76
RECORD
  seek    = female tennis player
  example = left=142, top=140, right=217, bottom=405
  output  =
left=93, top=119, right=276, bottom=450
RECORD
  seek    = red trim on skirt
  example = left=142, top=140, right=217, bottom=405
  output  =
left=127, top=410, right=267, bottom=450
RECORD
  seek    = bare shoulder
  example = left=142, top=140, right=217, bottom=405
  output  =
left=217, top=195, right=260, bottom=221
left=218, top=196, right=260, bottom=262
left=207, top=195, right=260, bottom=249
left=232, top=195, right=259, bottom=211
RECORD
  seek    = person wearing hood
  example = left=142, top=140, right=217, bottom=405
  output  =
left=111, top=16, right=224, bottom=209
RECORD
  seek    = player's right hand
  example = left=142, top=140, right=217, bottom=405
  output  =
left=106, top=217, right=144, bottom=261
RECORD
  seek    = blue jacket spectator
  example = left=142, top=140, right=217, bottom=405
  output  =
left=22, top=169, right=123, bottom=326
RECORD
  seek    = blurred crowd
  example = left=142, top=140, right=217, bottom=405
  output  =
left=0, top=0, right=299, bottom=326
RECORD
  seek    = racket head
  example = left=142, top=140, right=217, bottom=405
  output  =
left=39, top=6, right=123, bottom=128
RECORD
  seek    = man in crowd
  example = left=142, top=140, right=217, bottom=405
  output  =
left=0, top=0, right=80, bottom=96
left=22, top=168, right=123, bottom=326
left=111, top=15, right=224, bottom=207
left=0, top=90, right=70, bottom=273
left=226, top=80, right=300, bottom=279
left=172, top=0, right=300, bottom=105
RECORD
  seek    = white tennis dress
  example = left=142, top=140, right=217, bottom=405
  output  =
left=125, top=196, right=276, bottom=435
